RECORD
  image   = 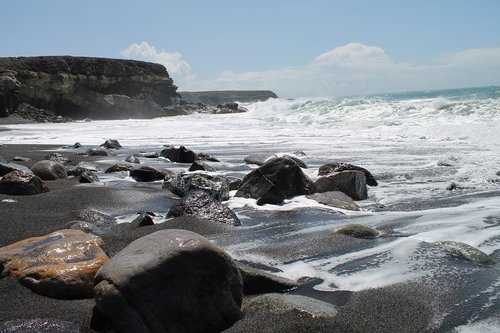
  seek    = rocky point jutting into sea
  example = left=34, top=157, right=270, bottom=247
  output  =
left=1, top=56, right=500, bottom=333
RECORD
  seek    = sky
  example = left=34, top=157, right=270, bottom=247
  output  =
left=1, top=0, right=500, bottom=98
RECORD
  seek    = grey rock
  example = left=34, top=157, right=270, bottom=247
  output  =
left=125, top=155, right=140, bottom=163
left=197, top=153, right=220, bottom=162
left=163, top=172, right=230, bottom=201
left=327, top=170, right=368, bottom=201
left=86, top=147, right=109, bottom=156
left=334, top=224, right=379, bottom=238
left=131, top=212, right=155, bottom=227
left=101, top=139, right=122, bottom=149
left=313, top=177, right=339, bottom=193
left=105, top=163, right=134, bottom=173
left=435, top=240, right=496, bottom=265
left=76, top=161, right=98, bottom=172
left=244, top=153, right=277, bottom=166
left=167, top=190, right=241, bottom=226
left=94, top=229, right=243, bottom=333
left=138, top=151, right=159, bottom=158
left=307, top=191, right=360, bottom=211
left=45, top=152, right=70, bottom=164
left=318, top=162, right=378, bottom=186
left=30, top=160, right=68, bottom=180
left=79, top=170, right=99, bottom=183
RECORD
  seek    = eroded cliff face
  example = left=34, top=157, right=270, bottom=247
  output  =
left=0, top=56, right=181, bottom=120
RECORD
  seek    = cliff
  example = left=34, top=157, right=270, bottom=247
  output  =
left=178, top=90, right=278, bottom=105
left=0, top=56, right=182, bottom=120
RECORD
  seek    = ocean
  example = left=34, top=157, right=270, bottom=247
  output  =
left=1, top=85, right=500, bottom=332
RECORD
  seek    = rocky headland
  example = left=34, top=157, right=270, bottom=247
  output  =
left=0, top=56, right=254, bottom=122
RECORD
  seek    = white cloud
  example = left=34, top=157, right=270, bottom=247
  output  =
left=120, top=42, right=500, bottom=97
left=120, top=42, right=194, bottom=86
left=187, top=43, right=500, bottom=97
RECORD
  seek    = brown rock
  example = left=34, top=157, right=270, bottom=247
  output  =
left=0, top=229, right=109, bottom=299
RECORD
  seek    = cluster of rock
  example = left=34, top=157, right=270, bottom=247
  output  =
left=0, top=56, right=249, bottom=122
left=1, top=140, right=498, bottom=332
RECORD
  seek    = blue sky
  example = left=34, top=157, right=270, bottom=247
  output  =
left=2, top=0, right=500, bottom=97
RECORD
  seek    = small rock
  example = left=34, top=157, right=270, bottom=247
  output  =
left=318, top=162, right=378, bottom=186
left=105, top=163, right=134, bottom=173
left=189, top=160, right=216, bottom=172
left=244, top=153, right=277, bottom=166
left=138, top=151, right=159, bottom=158
left=125, top=155, right=140, bottom=163
left=198, top=152, right=220, bottom=162
left=130, top=212, right=155, bottom=227
left=45, top=152, right=70, bottom=164
left=79, top=170, right=100, bottom=183
left=307, top=191, right=360, bottom=211
left=66, top=165, right=86, bottom=177
left=130, top=166, right=173, bottom=182
left=101, top=139, right=122, bottom=149
left=167, top=190, right=241, bottom=226
left=76, top=161, right=98, bottom=172
left=94, top=229, right=243, bottom=333
left=0, top=170, right=50, bottom=195
left=435, top=241, right=496, bottom=265
left=446, top=182, right=459, bottom=190
left=73, top=142, right=82, bottom=148
left=334, top=223, right=379, bottom=238
left=160, top=145, right=198, bottom=163
left=0, top=229, right=109, bottom=299
left=86, top=147, right=109, bottom=156
left=30, top=160, right=68, bottom=180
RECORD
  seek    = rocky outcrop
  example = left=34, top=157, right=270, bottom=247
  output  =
left=179, top=90, right=278, bottom=105
left=0, top=56, right=180, bottom=120
left=94, top=229, right=243, bottom=333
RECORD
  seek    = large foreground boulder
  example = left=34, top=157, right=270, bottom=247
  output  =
left=0, top=170, right=50, bottom=195
left=30, top=160, right=68, bottom=180
left=163, top=172, right=230, bottom=201
left=167, top=190, right=241, bottom=226
left=235, top=157, right=315, bottom=205
left=94, top=229, right=243, bottom=333
left=0, top=229, right=109, bottom=299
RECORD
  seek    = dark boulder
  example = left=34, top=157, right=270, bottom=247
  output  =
left=130, top=212, right=155, bottom=227
left=167, top=190, right=241, bottom=226
left=0, top=170, right=50, bottom=195
left=94, top=229, right=243, bottom=333
left=66, top=165, right=86, bottom=177
left=198, top=152, right=220, bottom=162
left=160, top=145, right=197, bottom=163
left=79, top=170, right=100, bottom=183
left=0, top=162, right=33, bottom=177
left=125, top=155, right=140, bottom=163
left=326, top=171, right=368, bottom=200
left=189, top=160, right=215, bottom=172
left=235, top=157, right=315, bottom=205
left=30, top=160, right=68, bottom=180
left=105, top=163, right=134, bottom=173
left=45, top=152, right=70, bottom=164
left=130, top=165, right=173, bottom=182
left=72, top=142, right=82, bottom=148
left=313, top=177, right=339, bottom=193
left=318, top=162, right=378, bottom=186
left=101, top=139, right=122, bottom=149
left=163, top=172, right=230, bottom=201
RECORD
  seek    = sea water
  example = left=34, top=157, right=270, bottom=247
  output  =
left=1, top=86, right=500, bottom=332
